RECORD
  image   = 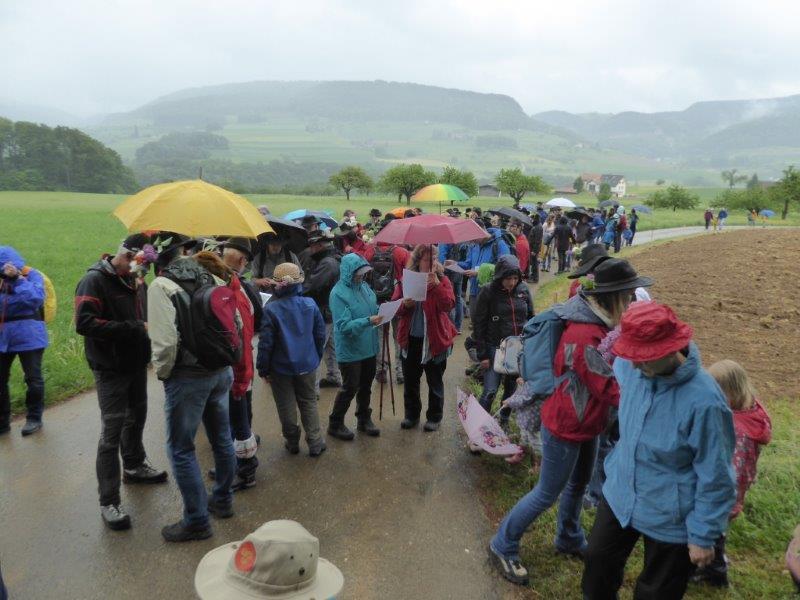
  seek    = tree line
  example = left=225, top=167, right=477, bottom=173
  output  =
left=0, top=118, right=138, bottom=193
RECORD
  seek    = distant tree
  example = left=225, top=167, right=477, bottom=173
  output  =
left=439, top=166, right=478, bottom=197
left=776, top=165, right=800, bottom=219
left=647, top=185, right=700, bottom=211
left=573, top=176, right=584, bottom=193
left=494, top=168, right=550, bottom=208
left=328, top=166, right=374, bottom=201
left=379, top=163, right=437, bottom=204
left=655, top=178, right=666, bottom=186
left=721, top=168, right=747, bottom=189
left=597, top=182, right=612, bottom=202
left=746, top=173, right=760, bottom=190
left=711, top=188, right=772, bottom=213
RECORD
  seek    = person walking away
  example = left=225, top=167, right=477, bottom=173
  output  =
left=327, top=254, right=383, bottom=440
left=303, top=231, right=342, bottom=392
left=508, top=220, right=530, bottom=277
left=74, top=234, right=168, bottom=530
left=472, top=255, right=533, bottom=428
left=0, top=246, right=48, bottom=437
left=147, top=233, right=238, bottom=543
left=717, top=208, right=728, bottom=230
left=575, top=215, right=592, bottom=248
left=553, top=216, right=575, bottom=274
left=627, top=209, right=639, bottom=246
left=704, top=209, right=713, bottom=231
left=393, top=246, right=457, bottom=432
left=601, top=212, right=616, bottom=251
left=591, top=211, right=606, bottom=244
left=582, top=301, right=736, bottom=600
left=613, top=207, right=626, bottom=254
left=490, top=258, right=650, bottom=587
left=251, top=232, right=302, bottom=293
left=258, top=263, right=327, bottom=457
left=541, top=214, right=557, bottom=272
left=689, top=360, right=772, bottom=588
left=527, top=214, right=544, bottom=283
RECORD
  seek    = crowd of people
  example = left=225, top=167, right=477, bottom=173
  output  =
left=1, top=197, right=797, bottom=598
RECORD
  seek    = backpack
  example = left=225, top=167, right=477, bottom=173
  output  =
left=164, top=267, right=243, bottom=370
left=493, top=335, right=523, bottom=375
left=519, top=308, right=567, bottom=399
left=21, top=266, right=56, bottom=323
left=491, top=231, right=517, bottom=262
left=368, top=247, right=395, bottom=303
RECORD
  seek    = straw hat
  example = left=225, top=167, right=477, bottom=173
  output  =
left=272, top=263, right=304, bottom=285
left=195, top=520, right=344, bottom=600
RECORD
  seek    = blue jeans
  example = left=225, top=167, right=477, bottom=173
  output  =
left=479, top=347, right=516, bottom=419
left=450, top=293, right=464, bottom=332
left=491, top=426, right=599, bottom=559
left=163, top=368, right=236, bottom=527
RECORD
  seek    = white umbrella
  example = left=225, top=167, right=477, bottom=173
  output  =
left=545, top=197, right=577, bottom=208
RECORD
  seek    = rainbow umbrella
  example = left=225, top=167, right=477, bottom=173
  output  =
left=412, top=184, right=469, bottom=213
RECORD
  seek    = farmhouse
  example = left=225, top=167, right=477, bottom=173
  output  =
left=580, top=173, right=627, bottom=198
left=479, top=184, right=501, bottom=197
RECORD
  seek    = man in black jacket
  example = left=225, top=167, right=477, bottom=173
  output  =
left=75, top=234, right=167, bottom=531
left=527, top=214, right=544, bottom=283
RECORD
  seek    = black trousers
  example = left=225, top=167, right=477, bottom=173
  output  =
left=0, top=349, right=45, bottom=425
left=94, top=368, right=148, bottom=506
left=330, top=356, right=377, bottom=424
left=401, top=336, right=447, bottom=423
left=557, top=247, right=568, bottom=273
left=582, top=497, right=692, bottom=600
left=529, top=253, right=539, bottom=283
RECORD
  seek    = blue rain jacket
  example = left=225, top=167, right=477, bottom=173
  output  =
left=603, top=342, right=736, bottom=547
left=456, top=228, right=510, bottom=297
left=329, top=254, right=379, bottom=363
left=0, top=246, right=48, bottom=353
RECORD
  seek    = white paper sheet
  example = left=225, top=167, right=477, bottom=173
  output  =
left=444, top=262, right=466, bottom=274
left=401, top=269, right=428, bottom=301
left=259, top=293, right=272, bottom=307
left=374, top=299, right=402, bottom=326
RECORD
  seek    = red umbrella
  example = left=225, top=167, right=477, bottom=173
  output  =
left=372, top=214, right=488, bottom=246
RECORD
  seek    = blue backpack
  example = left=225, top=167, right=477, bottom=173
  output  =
left=520, top=307, right=566, bottom=399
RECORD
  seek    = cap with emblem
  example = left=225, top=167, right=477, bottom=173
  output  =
left=195, top=520, right=344, bottom=599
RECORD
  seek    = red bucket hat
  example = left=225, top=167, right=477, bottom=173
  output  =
left=613, top=301, right=693, bottom=362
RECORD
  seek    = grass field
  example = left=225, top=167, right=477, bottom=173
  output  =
left=1, top=190, right=798, bottom=413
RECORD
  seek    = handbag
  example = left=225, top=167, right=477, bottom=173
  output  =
left=494, top=335, right=523, bottom=375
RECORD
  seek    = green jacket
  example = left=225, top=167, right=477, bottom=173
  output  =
left=329, top=253, right=379, bottom=363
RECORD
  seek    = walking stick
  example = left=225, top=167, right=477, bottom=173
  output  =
left=378, top=325, right=396, bottom=420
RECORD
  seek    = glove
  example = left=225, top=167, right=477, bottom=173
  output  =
left=234, top=434, right=258, bottom=459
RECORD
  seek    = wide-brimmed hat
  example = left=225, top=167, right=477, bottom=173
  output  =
left=195, top=520, right=343, bottom=600
left=272, top=262, right=304, bottom=285
left=568, top=244, right=609, bottom=279
left=613, top=301, right=693, bottom=362
left=154, top=231, right=197, bottom=255
left=121, top=233, right=152, bottom=253
left=582, top=258, right=652, bottom=295
left=224, top=237, right=254, bottom=260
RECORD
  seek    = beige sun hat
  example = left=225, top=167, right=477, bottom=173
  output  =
left=272, top=262, right=304, bottom=285
left=195, top=520, right=344, bottom=600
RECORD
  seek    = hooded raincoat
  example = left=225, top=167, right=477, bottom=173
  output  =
left=329, top=254, right=379, bottom=363
left=456, top=228, right=511, bottom=297
left=731, top=400, right=772, bottom=518
left=0, top=246, right=48, bottom=353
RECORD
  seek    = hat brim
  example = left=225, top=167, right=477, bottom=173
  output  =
left=612, top=325, right=693, bottom=362
left=582, top=275, right=653, bottom=294
left=195, top=543, right=344, bottom=600
left=567, top=255, right=611, bottom=279
left=224, top=244, right=253, bottom=261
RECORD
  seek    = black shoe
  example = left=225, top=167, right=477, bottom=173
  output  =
left=400, top=418, right=419, bottom=430
left=357, top=419, right=380, bottom=437
left=284, top=439, right=300, bottom=455
left=161, top=520, right=213, bottom=543
left=309, top=441, right=327, bottom=457
left=21, top=420, right=42, bottom=436
left=423, top=421, right=440, bottom=432
left=327, top=423, right=355, bottom=441
left=555, top=544, right=587, bottom=560
left=691, top=568, right=729, bottom=588
left=319, top=377, right=342, bottom=388
left=0, top=424, right=9, bottom=435
left=207, top=498, right=235, bottom=518
left=101, top=504, right=132, bottom=531
left=231, top=473, right=256, bottom=493
left=123, top=460, right=168, bottom=484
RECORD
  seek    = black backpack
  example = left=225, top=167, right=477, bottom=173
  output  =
left=491, top=231, right=518, bottom=262
left=164, top=266, right=243, bottom=370
left=368, top=248, right=395, bottom=303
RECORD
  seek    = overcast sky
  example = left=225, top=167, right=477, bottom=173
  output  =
left=2, top=0, right=800, bottom=118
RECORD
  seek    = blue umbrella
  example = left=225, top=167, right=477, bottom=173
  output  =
left=283, top=209, right=338, bottom=229
left=631, top=205, right=652, bottom=214
left=759, top=209, right=775, bottom=218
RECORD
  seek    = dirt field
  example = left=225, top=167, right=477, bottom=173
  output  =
left=627, top=229, right=800, bottom=401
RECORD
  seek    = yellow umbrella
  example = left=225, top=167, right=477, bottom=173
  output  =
left=113, top=180, right=273, bottom=238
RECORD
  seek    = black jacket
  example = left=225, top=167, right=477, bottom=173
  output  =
left=74, top=258, right=151, bottom=372
left=303, top=246, right=341, bottom=323
left=472, top=256, right=534, bottom=360
left=554, top=223, right=575, bottom=251
left=527, top=224, right=544, bottom=255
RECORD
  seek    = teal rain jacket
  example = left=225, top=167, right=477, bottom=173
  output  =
left=329, top=253, right=379, bottom=363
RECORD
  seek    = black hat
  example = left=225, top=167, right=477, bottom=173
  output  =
left=300, top=215, right=319, bottom=227
left=568, top=244, right=609, bottom=279
left=307, top=231, right=332, bottom=246
left=369, top=208, right=382, bottom=217
left=121, top=233, right=151, bottom=253
left=223, top=237, right=253, bottom=260
left=446, top=207, right=461, bottom=217
left=583, top=259, right=653, bottom=295
left=471, top=207, right=482, bottom=216
left=155, top=231, right=197, bottom=254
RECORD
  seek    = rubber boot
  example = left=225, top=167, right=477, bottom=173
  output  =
left=357, top=409, right=380, bottom=437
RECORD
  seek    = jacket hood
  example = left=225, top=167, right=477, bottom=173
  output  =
left=480, top=228, right=504, bottom=247
left=274, top=282, right=303, bottom=298
left=652, top=341, right=701, bottom=387
left=493, top=255, right=522, bottom=280
left=0, top=246, right=25, bottom=269
left=339, top=253, right=369, bottom=288
left=552, top=294, right=608, bottom=326
left=734, top=400, right=772, bottom=445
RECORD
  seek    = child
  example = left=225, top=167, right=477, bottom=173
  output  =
left=692, top=359, right=773, bottom=587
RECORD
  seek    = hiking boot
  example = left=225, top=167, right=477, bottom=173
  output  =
left=395, top=372, right=404, bottom=384
left=207, top=498, right=235, bottom=518
left=327, top=423, right=355, bottom=441
left=423, top=421, right=441, bottom=432
left=400, top=418, right=419, bottom=430
left=21, top=419, right=42, bottom=436
left=690, top=568, right=729, bottom=588
left=489, top=544, right=529, bottom=586
left=123, top=460, right=168, bottom=484
left=231, top=473, right=256, bottom=493
left=319, top=376, right=342, bottom=388
left=309, top=440, right=327, bottom=457
left=101, top=504, right=131, bottom=531
left=357, top=418, right=380, bottom=437
left=161, top=521, right=213, bottom=543
left=284, top=439, right=300, bottom=455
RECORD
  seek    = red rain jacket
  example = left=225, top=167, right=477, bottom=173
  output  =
left=230, top=274, right=254, bottom=398
left=392, top=275, right=457, bottom=358
left=731, top=399, right=772, bottom=518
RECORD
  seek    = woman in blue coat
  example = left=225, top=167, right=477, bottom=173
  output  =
left=0, top=246, right=49, bottom=436
left=327, top=253, right=383, bottom=440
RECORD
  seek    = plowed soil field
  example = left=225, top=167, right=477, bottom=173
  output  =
left=627, top=229, right=800, bottom=401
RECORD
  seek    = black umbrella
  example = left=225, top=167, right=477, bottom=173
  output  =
left=566, top=208, right=590, bottom=220
left=487, top=206, right=532, bottom=227
left=599, top=200, right=616, bottom=208
left=260, top=216, right=308, bottom=254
